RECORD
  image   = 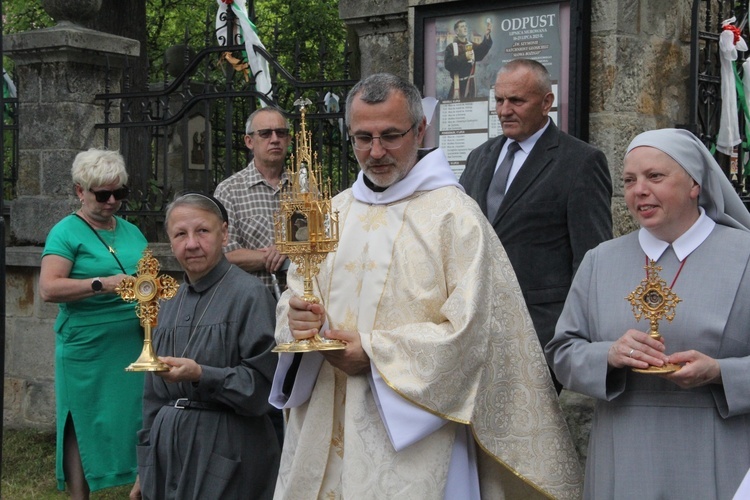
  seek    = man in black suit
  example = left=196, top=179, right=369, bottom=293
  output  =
left=460, top=58, right=613, bottom=393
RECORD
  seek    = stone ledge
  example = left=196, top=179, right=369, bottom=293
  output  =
left=340, top=0, right=407, bottom=21
left=4, top=24, right=139, bottom=66
left=5, top=246, right=44, bottom=267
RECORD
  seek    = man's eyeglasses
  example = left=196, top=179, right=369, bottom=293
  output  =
left=248, top=128, right=290, bottom=139
left=90, top=186, right=129, bottom=203
left=349, top=125, right=416, bottom=151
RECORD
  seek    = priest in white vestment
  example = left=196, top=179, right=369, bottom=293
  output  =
left=270, top=73, right=582, bottom=500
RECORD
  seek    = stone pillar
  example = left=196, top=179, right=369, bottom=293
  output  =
left=3, top=7, right=139, bottom=244
left=339, top=0, right=411, bottom=79
left=589, top=0, right=693, bottom=237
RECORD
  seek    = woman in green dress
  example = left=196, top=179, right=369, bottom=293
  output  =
left=39, top=149, right=147, bottom=499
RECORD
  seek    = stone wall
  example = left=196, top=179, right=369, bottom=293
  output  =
left=4, top=23, right=139, bottom=245
left=4, top=248, right=57, bottom=428
left=589, top=0, right=694, bottom=237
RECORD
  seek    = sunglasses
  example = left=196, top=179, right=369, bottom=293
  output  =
left=248, top=128, right=290, bottom=139
left=89, top=186, right=129, bottom=203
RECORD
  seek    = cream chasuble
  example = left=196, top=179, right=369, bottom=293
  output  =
left=271, top=149, right=582, bottom=499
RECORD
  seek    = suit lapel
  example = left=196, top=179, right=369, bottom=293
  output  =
left=492, top=124, right=559, bottom=224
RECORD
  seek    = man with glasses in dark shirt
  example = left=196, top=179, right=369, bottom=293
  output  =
left=214, top=107, right=292, bottom=298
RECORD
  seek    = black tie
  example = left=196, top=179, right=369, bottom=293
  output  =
left=486, top=141, right=521, bottom=220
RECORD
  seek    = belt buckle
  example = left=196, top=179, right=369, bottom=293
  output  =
left=174, top=398, right=188, bottom=409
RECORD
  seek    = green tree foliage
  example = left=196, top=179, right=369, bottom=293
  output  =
left=1, top=1, right=52, bottom=35
left=2, top=1, right=53, bottom=74
left=254, top=0, right=347, bottom=82
left=3, top=0, right=347, bottom=84
left=141, top=0, right=347, bottom=85
left=146, top=0, right=208, bottom=74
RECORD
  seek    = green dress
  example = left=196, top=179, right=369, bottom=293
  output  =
left=43, top=214, right=147, bottom=491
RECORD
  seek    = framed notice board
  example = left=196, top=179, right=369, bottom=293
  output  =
left=414, top=0, right=592, bottom=177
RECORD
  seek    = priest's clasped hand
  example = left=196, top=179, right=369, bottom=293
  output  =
left=288, top=296, right=326, bottom=338
left=287, top=296, right=370, bottom=376
left=320, top=329, right=370, bottom=376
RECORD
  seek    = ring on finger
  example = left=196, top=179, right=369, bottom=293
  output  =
left=628, top=348, right=635, bottom=358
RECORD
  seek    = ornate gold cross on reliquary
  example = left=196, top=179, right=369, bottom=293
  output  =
left=625, top=259, right=682, bottom=374
left=116, top=248, right=180, bottom=371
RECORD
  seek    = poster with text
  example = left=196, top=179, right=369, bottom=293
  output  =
left=422, top=3, right=569, bottom=178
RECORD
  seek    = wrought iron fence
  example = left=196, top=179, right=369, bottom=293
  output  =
left=2, top=74, right=18, bottom=214
left=95, top=6, right=358, bottom=241
left=689, top=0, right=750, bottom=201
left=2, top=101, right=17, bottom=210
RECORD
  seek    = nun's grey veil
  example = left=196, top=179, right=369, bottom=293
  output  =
left=626, top=128, right=750, bottom=232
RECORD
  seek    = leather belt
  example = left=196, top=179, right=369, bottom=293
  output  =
left=608, top=390, right=715, bottom=408
left=167, top=398, right=232, bottom=412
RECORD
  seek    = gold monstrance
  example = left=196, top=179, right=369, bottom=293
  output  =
left=272, top=98, right=345, bottom=353
left=116, top=248, right=180, bottom=371
left=625, top=259, right=682, bottom=374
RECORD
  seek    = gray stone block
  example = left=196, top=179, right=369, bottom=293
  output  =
left=5, top=316, right=56, bottom=381
left=591, top=0, right=617, bottom=32
left=4, top=377, right=25, bottom=427
left=340, top=0, right=407, bottom=20
left=17, top=151, right=41, bottom=196
left=10, top=196, right=76, bottom=245
left=359, top=31, right=410, bottom=79
left=15, top=65, right=41, bottom=104
left=39, top=61, right=119, bottom=103
left=613, top=198, right=638, bottom=237
left=589, top=113, right=652, bottom=192
left=41, top=150, right=83, bottom=197
left=560, top=390, right=595, bottom=467
left=616, top=0, right=640, bottom=36
left=21, top=102, right=104, bottom=151
left=5, top=267, right=36, bottom=318
left=5, top=246, right=44, bottom=267
left=23, top=381, right=56, bottom=428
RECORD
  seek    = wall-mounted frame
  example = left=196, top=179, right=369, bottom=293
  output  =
left=187, top=112, right=211, bottom=171
left=414, top=0, right=591, bottom=177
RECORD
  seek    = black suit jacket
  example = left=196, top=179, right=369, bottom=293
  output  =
left=460, top=121, right=613, bottom=348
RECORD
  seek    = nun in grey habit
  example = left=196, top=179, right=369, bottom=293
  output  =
left=131, top=193, right=280, bottom=500
left=546, top=128, right=750, bottom=500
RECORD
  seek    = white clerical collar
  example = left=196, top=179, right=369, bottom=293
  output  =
left=638, top=207, right=715, bottom=261
left=351, top=148, right=462, bottom=205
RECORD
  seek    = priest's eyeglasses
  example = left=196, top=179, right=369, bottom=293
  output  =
left=350, top=125, right=416, bottom=151
left=90, top=186, right=129, bottom=203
